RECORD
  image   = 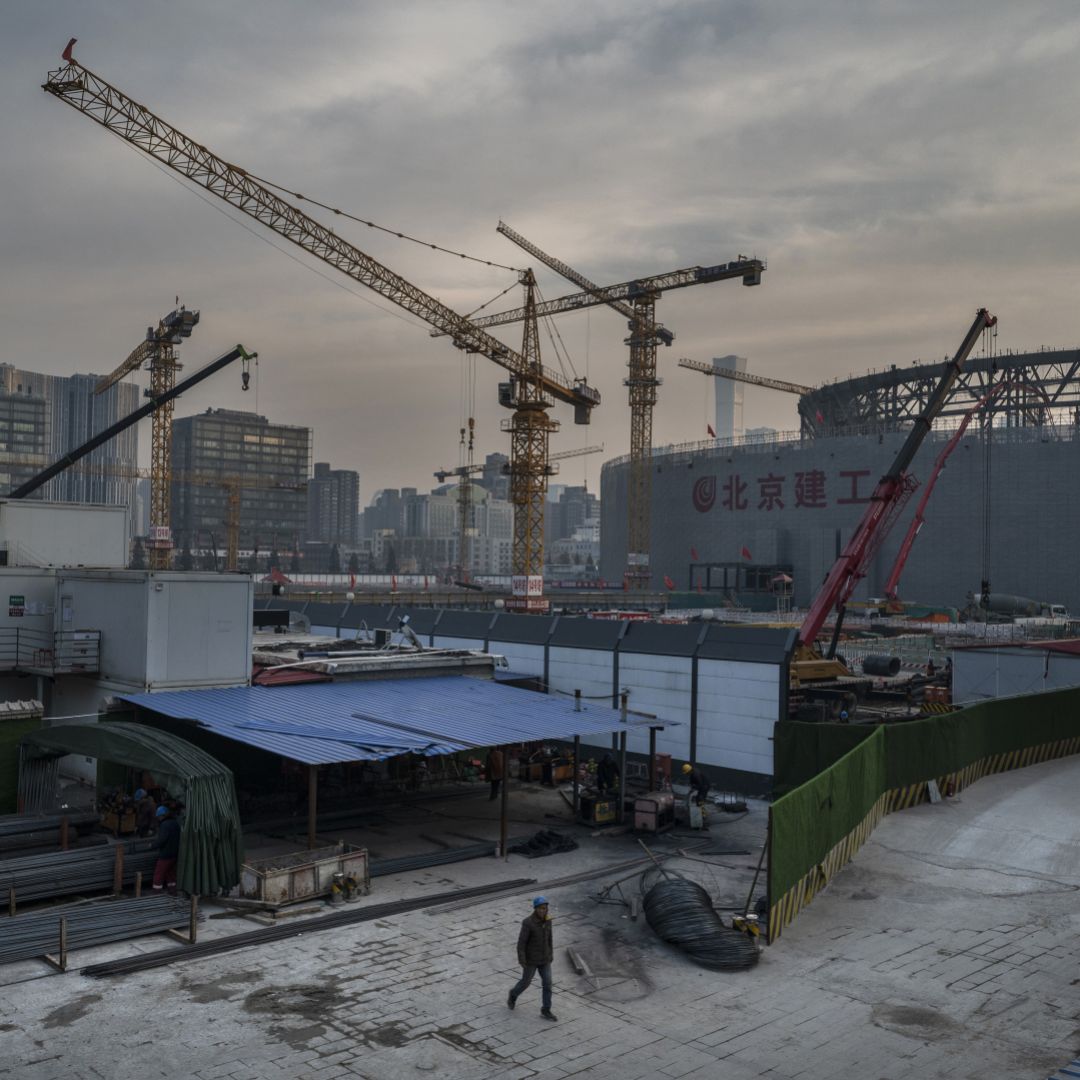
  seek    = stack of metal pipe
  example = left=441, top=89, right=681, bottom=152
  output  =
left=0, top=895, right=196, bottom=966
left=0, top=840, right=158, bottom=906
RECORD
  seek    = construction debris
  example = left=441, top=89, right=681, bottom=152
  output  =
left=509, top=829, right=578, bottom=858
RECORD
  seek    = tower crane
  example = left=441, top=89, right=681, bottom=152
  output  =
left=42, top=45, right=600, bottom=611
left=435, top=443, right=603, bottom=583
left=95, top=304, right=202, bottom=568
left=463, top=225, right=765, bottom=588
left=676, top=356, right=813, bottom=397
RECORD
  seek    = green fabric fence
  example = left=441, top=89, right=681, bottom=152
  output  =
left=768, top=686, right=1080, bottom=943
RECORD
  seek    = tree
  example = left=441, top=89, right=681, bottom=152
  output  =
left=266, top=549, right=280, bottom=575
left=248, top=543, right=260, bottom=574
left=328, top=543, right=342, bottom=574
left=572, top=552, right=584, bottom=566
left=289, top=545, right=301, bottom=574
left=347, top=551, right=360, bottom=574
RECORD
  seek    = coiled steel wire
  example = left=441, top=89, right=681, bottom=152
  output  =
left=642, top=873, right=759, bottom=971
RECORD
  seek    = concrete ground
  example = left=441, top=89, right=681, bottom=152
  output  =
left=1, top=758, right=1078, bottom=1080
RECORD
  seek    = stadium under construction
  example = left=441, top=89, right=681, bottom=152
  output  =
left=601, top=345, right=1080, bottom=615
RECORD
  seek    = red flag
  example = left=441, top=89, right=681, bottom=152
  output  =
left=707, top=424, right=716, bottom=438
left=696, top=583, right=703, bottom=594
left=690, top=546, right=699, bottom=561
left=815, top=409, right=825, bottom=423
left=741, top=546, right=752, bottom=560
left=663, top=575, right=675, bottom=590
left=62, top=38, right=77, bottom=63
left=424, top=575, right=429, bottom=591
left=391, top=574, right=397, bottom=592
left=349, top=573, right=356, bottom=588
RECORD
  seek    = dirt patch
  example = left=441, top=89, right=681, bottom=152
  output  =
left=243, top=983, right=342, bottom=1020
left=365, top=1020, right=412, bottom=1048
left=42, top=993, right=102, bottom=1029
left=180, top=970, right=262, bottom=1004
left=0, top=1023, right=17, bottom=1033
left=871, top=1003, right=959, bottom=1038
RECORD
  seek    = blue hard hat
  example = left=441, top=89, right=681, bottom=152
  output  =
left=134, top=789, right=146, bottom=800
left=533, top=896, right=548, bottom=907
left=155, top=806, right=168, bottom=818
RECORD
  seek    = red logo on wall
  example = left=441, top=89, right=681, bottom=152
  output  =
left=692, top=475, right=717, bottom=513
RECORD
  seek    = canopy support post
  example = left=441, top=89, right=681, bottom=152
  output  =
left=307, top=765, right=318, bottom=850
left=499, top=744, right=509, bottom=860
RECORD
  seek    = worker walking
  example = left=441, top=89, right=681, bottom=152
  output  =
left=134, top=788, right=157, bottom=838
left=486, top=747, right=505, bottom=802
left=507, top=896, right=557, bottom=1021
left=152, top=805, right=181, bottom=895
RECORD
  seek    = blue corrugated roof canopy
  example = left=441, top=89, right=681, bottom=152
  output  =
left=120, top=676, right=645, bottom=766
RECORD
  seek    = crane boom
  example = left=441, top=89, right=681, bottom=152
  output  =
left=8, top=345, right=254, bottom=499
left=496, top=221, right=673, bottom=345
left=458, top=259, right=764, bottom=331
left=41, top=56, right=598, bottom=416
left=796, top=308, right=997, bottom=657
left=677, top=356, right=813, bottom=396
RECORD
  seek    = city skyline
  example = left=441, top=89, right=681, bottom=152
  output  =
left=2, top=4, right=1078, bottom=504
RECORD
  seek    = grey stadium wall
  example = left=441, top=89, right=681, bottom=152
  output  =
left=601, top=425, right=1080, bottom=610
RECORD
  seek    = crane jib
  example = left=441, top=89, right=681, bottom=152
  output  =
left=41, top=60, right=599, bottom=417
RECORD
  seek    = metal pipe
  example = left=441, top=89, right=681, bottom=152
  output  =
left=572, top=734, right=581, bottom=820
left=499, top=744, right=509, bottom=860
left=307, top=765, right=318, bottom=850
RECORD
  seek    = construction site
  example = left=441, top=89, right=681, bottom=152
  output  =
left=0, top=26, right=1079, bottom=1080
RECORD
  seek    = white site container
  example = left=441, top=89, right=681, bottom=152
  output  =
left=239, top=842, right=370, bottom=906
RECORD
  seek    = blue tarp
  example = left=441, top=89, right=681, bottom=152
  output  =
left=120, top=676, right=636, bottom=766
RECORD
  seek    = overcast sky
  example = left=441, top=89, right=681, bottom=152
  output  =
left=2, top=2, right=1079, bottom=504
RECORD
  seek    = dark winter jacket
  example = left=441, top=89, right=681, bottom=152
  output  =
left=517, top=912, right=553, bottom=967
left=688, top=768, right=711, bottom=801
left=157, top=816, right=181, bottom=860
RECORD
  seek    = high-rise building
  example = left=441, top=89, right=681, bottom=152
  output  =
left=0, top=365, right=140, bottom=527
left=0, top=389, right=48, bottom=494
left=712, top=354, right=747, bottom=440
left=307, top=462, right=359, bottom=547
left=171, top=409, right=311, bottom=555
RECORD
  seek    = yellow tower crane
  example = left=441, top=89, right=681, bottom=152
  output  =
left=43, top=45, right=599, bottom=613
left=94, top=305, right=200, bottom=569
left=475, top=222, right=765, bottom=589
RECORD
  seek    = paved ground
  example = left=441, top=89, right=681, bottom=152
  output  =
left=2, top=759, right=1079, bottom=1080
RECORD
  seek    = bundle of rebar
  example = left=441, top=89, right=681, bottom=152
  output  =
left=370, top=840, right=503, bottom=876
left=0, top=841, right=158, bottom=907
left=0, top=895, right=196, bottom=966
left=0, top=811, right=99, bottom=837
left=82, top=877, right=536, bottom=978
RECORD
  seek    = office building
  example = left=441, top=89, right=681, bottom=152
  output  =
left=171, top=409, right=311, bottom=554
left=307, top=462, right=359, bottom=547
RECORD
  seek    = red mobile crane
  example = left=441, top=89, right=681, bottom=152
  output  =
left=792, top=308, right=997, bottom=686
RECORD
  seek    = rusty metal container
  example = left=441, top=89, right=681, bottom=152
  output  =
left=239, top=842, right=369, bottom=905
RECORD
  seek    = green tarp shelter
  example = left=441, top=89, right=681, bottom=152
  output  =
left=19, top=721, right=242, bottom=896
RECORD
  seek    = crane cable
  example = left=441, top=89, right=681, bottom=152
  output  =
left=245, top=171, right=523, bottom=273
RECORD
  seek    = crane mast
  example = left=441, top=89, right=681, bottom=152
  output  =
left=43, top=47, right=600, bottom=601
left=96, top=306, right=200, bottom=568
left=484, top=225, right=764, bottom=588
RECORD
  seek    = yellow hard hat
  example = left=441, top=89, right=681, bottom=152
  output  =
left=681, top=763, right=693, bottom=773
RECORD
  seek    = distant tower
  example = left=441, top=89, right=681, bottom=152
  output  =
left=712, top=355, right=747, bottom=440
